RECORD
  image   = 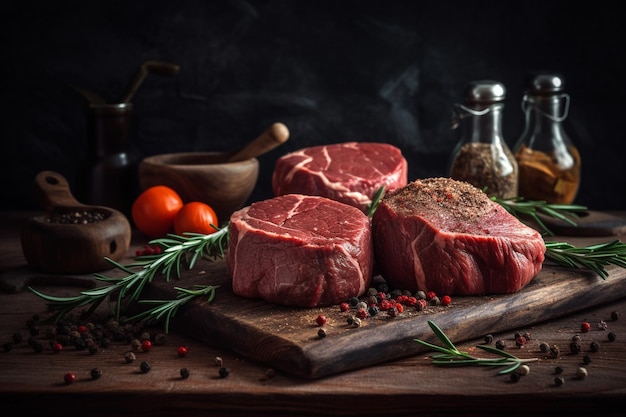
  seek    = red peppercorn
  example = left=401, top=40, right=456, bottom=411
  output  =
left=426, top=291, right=437, bottom=301
left=356, top=308, right=368, bottom=319
left=141, top=340, right=152, bottom=352
left=581, top=322, right=591, bottom=333
left=441, top=295, right=452, bottom=306
left=78, top=325, right=88, bottom=334
left=339, top=302, right=350, bottom=312
left=64, top=372, right=76, bottom=385
left=177, top=345, right=188, bottom=357
left=316, top=314, right=327, bottom=326
left=395, top=303, right=404, bottom=313
left=52, top=342, right=63, bottom=353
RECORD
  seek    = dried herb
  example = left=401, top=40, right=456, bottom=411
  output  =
left=544, top=240, right=626, bottom=279
left=414, top=320, right=538, bottom=374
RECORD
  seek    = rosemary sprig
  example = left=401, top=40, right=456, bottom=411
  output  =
left=366, top=186, right=386, bottom=218
left=29, top=226, right=229, bottom=327
left=544, top=240, right=626, bottom=279
left=414, top=320, right=537, bottom=374
left=125, top=284, right=218, bottom=333
left=491, top=196, right=587, bottom=236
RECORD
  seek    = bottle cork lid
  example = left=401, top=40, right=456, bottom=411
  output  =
left=525, top=71, right=565, bottom=95
left=463, top=80, right=506, bottom=105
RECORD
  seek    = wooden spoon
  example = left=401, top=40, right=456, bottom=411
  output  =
left=20, top=171, right=131, bottom=274
left=228, top=122, right=290, bottom=162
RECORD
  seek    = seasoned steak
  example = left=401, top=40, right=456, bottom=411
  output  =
left=272, top=142, right=408, bottom=212
left=372, top=177, right=546, bottom=295
left=227, top=194, right=374, bottom=307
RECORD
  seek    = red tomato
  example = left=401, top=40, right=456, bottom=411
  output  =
left=131, top=186, right=184, bottom=238
left=174, top=202, right=219, bottom=235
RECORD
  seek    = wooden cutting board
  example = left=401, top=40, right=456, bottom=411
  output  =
left=3, top=234, right=625, bottom=380
left=141, top=236, right=626, bottom=380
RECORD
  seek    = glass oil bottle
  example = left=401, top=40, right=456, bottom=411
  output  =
left=448, top=80, right=518, bottom=199
left=513, top=72, right=581, bottom=204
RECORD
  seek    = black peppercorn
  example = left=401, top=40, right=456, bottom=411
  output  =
left=608, top=332, right=617, bottom=342
left=495, top=340, right=505, bottom=350
left=554, top=376, right=565, bottom=386
left=317, top=328, right=327, bottom=338
left=582, top=355, right=591, bottom=365
left=125, top=351, right=136, bottom=363
left=539, top=342, right=549, bottom=353
left=510, top=372, right=520, bottom=383
left=180, top=367, right=190, bottom=379
left=484, top=334, right=494, bottom=344
left=569, top=341, right=581, bottom=354
left=140, top=361, right=151, bottom=373
left=219, top=367, right=230, bottom=378
left=90, top=367, right=102, bottom=380
left=549, top=345, right=560, bottom=358
left=611, top=311, right=620, bottom=321
left=554, top=366, right=563, bottom=374
left=589, top=341, right=599, bottom=352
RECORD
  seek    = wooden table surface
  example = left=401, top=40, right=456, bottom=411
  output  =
left=1, top=211, right=625, bottom=417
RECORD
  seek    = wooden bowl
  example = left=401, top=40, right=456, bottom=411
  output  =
left=21, top=171, right=132, bottom=274
left=138, top=152, right=259, bottom=224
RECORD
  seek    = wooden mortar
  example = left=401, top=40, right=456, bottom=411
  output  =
left=20, top=171, right=132, bottom=274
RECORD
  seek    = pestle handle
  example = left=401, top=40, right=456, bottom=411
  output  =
left=228, top=122, right=290, bottom=163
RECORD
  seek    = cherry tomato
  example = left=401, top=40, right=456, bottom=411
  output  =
left=174, top=201, right=219, bottom=235
left=131, top=186, right=184, bottom=238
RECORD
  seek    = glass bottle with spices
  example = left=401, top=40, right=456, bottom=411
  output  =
left=513, top=72, right=581, bottom=204
left=448, top=80, right=518, bottom=199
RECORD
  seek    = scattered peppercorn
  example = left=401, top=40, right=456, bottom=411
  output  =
left=554, top=376, right=565, bottom=386
left=214, top=356, right=223, bottom=366
left=539, top=342, right=549, bottom=353
left=572, top=334, right=581, bottom=342
left=339, top=302, right=350, bottom=312
left=52, top=342, right=63, bottom=353
left=131, top=339, right=142, bottom=352
left=125, top=351, right=136, bottom=363
left=318, top=328, right=327, bottom=338
left=597, top=320, right=608, bottom=330
left=582, top=355, right=591, bottom=365
left=64, top=372, right=76, bottom=385
left=554, top=366, right=563, bottom=374
left=569, top=341, right=581, bottom=354
left=180, top=367, right=190, bottom=379
left=549, top=345, right=560, bottom=358
left=517, top=365, right=530, bottom=376
left=495, top=340, right=505, bottom=350
left=177, top=345, right=188, bottom=357
left=140, top=361, right=151, bottom=373
left=515, top=336, right=527, bottom=348
left=589, top=341, right=599, bottom=352
left=440, top=295, right=452, bottom=306
left=611, top=311, right=620, bottom=321
left=316, top=314, right=327, bottom=326
left=219, top=367, right=230, bottom=378
left=141, top=340, right=152, bottom=352
left=484, top=334, right=494, bottom=344
left=12, top=332, right=23, bottom=344
left=608, top=332, right=617, bottom=342
left=510, top=372, right=520, bottom=382
left=580, top=322, right=591, bottom=333
left=576, top=366, right=588, bottom=379
left=90, top=367, right=102, bottom=380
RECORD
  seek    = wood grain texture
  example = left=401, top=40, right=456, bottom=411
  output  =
left=145, top=245, right=626, bottom=379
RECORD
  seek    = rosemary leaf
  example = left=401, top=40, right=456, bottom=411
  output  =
left=415, top=321, right=537, bottom=375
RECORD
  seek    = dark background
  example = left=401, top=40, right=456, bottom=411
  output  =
left=2, top=0, right=624, bottom=213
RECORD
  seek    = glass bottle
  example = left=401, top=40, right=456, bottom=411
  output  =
left=448, top=80, right=518, bottom=199
left=513, top=72, right=581, bottom=204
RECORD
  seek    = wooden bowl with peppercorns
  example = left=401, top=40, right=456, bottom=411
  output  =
left=20, top=171, right=132, bottom=274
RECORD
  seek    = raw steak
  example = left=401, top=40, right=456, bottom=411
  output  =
left=371, top=177, right=546, bottom=295
left=272, top=142, right=408, bottom=213
left=227, top=194, right=374, bottom=308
